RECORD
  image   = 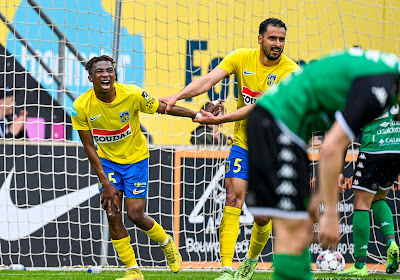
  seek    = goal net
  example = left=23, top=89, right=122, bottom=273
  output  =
left=0, top=0, right=399, bottom=271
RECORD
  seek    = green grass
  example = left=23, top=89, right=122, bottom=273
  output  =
left=0, top=270, right=400, bottom=280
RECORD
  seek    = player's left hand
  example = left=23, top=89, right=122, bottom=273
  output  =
left=307, top=190, right=321, bottom=224
left=193, top=109, right=221, bottom=125
left=338, top=173, right=345, bottom=193
left=319, top=210, right=340, bottom=249
left=204, top=100, right=225, bottom=116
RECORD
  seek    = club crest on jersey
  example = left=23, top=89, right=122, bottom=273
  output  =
left=267, top=74, right=277, bottom=86
left=225, top=161, right=230, bottom=173
left=119, top=111, right=130, bottom=123
left=242, top=86, right=262, bottom=105
left=93, top=123, right=132, bottom=143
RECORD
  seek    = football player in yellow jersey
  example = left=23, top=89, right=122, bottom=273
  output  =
left=160, top=18, right=299, bottom=280
left=71, top=55, right=201, bottom=280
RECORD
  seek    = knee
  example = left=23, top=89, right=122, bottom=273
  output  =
left=254, top=217, right=271, bottom=226
left=106, top=208, right=123, bottom=220
left=127, top=211, right=145, bottom=226
left=225, top=189, right=245, bottom=208
left=225, top=191, right=238, bottom=206
left=106, top=212, right=124, bottom=228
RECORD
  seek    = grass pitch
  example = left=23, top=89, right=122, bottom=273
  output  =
left=1, top=270, right=400, bottom=280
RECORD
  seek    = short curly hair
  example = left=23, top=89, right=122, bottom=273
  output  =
left=85, top=55, right=115, bottom=75
left=259, top=18, right=287, bottom=35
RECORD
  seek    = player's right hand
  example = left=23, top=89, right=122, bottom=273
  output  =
left=319, top=211, right=340, bottom=250
left=193, top=109, right=221, bottom=125
left=204, top=100, right=225, bottom=116
left=100, top=181, right=121, bottom=216
left=159, top=95, right=178, bottom=113
left=338, top=173, right=345, bottom=193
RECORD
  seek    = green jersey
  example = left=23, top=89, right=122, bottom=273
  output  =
left=257, top=48, right=400, bottom=145
left=360, top=104, right=400, bottom=152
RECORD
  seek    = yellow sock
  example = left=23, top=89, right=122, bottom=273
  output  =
left=220, top=206, right=241, bottom=268
left=248, top=220, right=272, bottom=260
left=112, top=236, right=137, bottom=268
left=143, top=220, right=168, bottom=244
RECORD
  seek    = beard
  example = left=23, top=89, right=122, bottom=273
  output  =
left=262, top=45, right=282, bottom=61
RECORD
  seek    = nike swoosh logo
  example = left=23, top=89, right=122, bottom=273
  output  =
left=133, top=189, right=145, bottom=195
left=90, top=114, right=102, bottom=121
left=0, top=168, right=99, bottom=241
left=243, top=69, right=256, bottom=75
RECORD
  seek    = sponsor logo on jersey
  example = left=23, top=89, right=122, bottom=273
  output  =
left=380, top=121, right=390, bottom=127
left=381, top=138, right=400, bottom=144
left=241, top=86, right=262, bottom=105
left=90, top=114, right=102, bottom=121
left=119, top=111, right=130, bottom=123
left=93, top=123, right=132, bottom=143
left=243, top=69, right=256, bottom=75
left=377, top=121, right=400, bottom=135
left=266, top=74, right=277, bottom=86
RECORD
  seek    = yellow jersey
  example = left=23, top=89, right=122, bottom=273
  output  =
left=71, top=82, right=159, bottom=164
left=217, top=48, right=299, bottom=150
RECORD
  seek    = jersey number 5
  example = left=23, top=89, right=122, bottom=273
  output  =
left=233, top=158, right=242, bottom=173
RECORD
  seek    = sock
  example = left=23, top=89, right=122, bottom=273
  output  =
left=247, top=220, right=272, bottom=260
left=219, top=206, right=241, bottom=268
left=143, top=220, right=168, bottom=244
left=353, top=210, right=370, bottom=268
left=273, top=248, right=311, bottom=280
left=371, top=200, right=395, bottom=247
left=112, top=236, right=137, bottom=268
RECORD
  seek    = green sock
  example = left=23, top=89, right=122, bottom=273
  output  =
left=353, top=210, right=370, bottom=262
left=273, top=249, right=311, bottom=280
left=371, top=200, right=395, bottom=246
left=355, top=261, right=366, bottom=269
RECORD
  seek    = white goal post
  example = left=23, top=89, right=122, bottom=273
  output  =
left=0, top=0, right=399, bottom=271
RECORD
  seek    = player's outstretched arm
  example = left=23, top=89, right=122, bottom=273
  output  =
left=159, top=68, right=228, bottom=113
left=318, top=122, right=350, bottom=248
left=193, top=103, right=256, bottom=125
left=78, top=130, right=121, bottom=215
left=157, top=101, right=198, bottom=119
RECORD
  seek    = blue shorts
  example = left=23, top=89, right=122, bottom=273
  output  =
left=225, top=145, right=248, bottom=180
left=99, top=157, right=149, bottom=199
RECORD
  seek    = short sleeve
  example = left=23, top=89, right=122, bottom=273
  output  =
left=71, top=101, right=89, bottom=131
left=136, top=89, right=160, bottom=114
left=217, top=49, right=241, bottom=75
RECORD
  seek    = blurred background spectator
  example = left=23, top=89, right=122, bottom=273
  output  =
left=0, top=89, right=27, bottom=138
